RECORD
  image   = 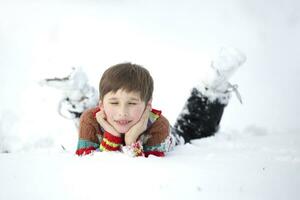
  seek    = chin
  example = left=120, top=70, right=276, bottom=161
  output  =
left=113, top=122, right=135, bottom=134
left=115, top=126, right=131, bottom=134
left=118, top=129, right=130, bottom=134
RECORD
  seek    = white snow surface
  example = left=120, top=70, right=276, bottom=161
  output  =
left=1, top=1, right=300, bottom=200
left=1, top=130, right=299, bottom=200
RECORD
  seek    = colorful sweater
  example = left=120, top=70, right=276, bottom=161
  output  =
left=76, top=107, right=173, bottom=157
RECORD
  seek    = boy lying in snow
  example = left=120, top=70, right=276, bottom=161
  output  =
left=77, top=63, right=171, bottom=157
left=77, top=47, right=246, bottom=157
left=42, top=47, right=246, bottom=157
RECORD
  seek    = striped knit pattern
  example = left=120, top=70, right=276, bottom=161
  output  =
left=99, top=131, right=122, bottom=152
left=76, top=139, right=100, bottom=156
left=76, top=107, right=170, bottom=157
left=147, top=109, right=161, bottom=128
left=77, top=139, right=99, bottom=150
left=143, top=136, right=173, bottom=157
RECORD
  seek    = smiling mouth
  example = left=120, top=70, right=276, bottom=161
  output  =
left=115, top=120, right=132, bottom=126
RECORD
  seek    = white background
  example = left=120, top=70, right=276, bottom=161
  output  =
left=1, top=0, right=300, bottom=133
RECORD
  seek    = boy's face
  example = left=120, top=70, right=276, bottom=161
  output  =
left=99, top=89, right=150, bottom=134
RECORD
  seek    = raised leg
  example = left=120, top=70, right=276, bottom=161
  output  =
left=172, top=47, right=246, bottom=144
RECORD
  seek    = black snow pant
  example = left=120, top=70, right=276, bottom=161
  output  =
left=172, top=87, right=227, bottom=143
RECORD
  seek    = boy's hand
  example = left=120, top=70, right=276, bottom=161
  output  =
left=125, top=105, right=151, bottom=145
left=95, top=109, right=121, bottom=137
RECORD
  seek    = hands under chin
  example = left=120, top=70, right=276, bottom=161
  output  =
left=96, top=106, right=151, bottom=145
left=95, top=109, right=121, bottom=137
left=125, top=106, right=151, bottom=145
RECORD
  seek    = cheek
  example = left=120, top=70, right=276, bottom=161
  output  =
left=130, top=107, right=145, bottom=121
left=103, top=106, right=116, bottom=121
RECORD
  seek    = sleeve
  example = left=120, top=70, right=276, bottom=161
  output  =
left=76, top=108, right=101, bottom=156
left=99, top=131, right=122, bottom=152
left=142, top=115, right=173, bottom=157
left=120, top=115, right=172, bottom=158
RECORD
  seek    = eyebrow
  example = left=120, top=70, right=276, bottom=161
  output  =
left=107, top=97, right=141, bottom=101
left=108, top=97, right=118, bottom=101
left=129, top=97, right=140, bottom=101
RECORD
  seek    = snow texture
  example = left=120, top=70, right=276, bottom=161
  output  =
left=0, top=130, right=299, bottom=200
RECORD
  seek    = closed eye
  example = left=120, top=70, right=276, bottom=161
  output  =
left=110, top=102, right=118, bottom=105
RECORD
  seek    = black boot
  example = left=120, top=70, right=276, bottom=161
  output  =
left=172, top=87, right=226, bottom=143
left=172, top=47, right=246, bottom=144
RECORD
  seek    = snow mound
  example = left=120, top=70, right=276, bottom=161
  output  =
left=1, top=128, right=299, bottom=200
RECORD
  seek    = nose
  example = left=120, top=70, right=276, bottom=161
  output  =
left=118, top=104, right=129, bottom=117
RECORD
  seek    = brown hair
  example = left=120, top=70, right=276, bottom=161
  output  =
left=99, top=62, right=154, bottom=102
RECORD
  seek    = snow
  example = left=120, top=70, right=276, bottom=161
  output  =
left=1, top=130, right=299, bottom=200
left=1, top=0, right=300, bottom=199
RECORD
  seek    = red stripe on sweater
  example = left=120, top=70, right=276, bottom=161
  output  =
left=103, top=131, right=122, bottom=144
left=76, top=146, right=96, bottom=156
left=100, top=140, right=120, bottom=151
left=144, top=151, right=165, bottom=157
left=151, top=108, right=162, bottom=116
left=93, top=107, right=101, bottom=118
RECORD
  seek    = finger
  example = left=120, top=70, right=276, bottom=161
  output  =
left=96, top=113, right=105, bottom=125
left=141, top=108, right=150, bottom=122
left=140, top=107, right=150, bottom=128
left=146, top=105, right=151, bottom=115
left=96, top=111, right=108, bottom=126
left=95, top=112, right=102, bottom=123
left=97, top=115, right=112, bottom=131
left=145, top=104, right=151, bottom=111
left=99, top=109, right=106, bottom=118
left=96, top=110, right=105, bottom=120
